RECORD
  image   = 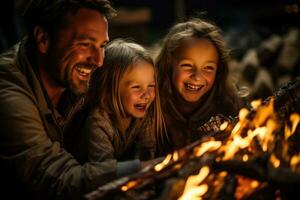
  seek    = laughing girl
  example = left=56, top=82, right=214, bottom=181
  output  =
left=68, top=39, right=165, bottom=167
left=155, top=18, right=244, bottom=155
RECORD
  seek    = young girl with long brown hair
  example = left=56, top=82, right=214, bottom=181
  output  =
left=65, top=39, right=165, bottom=175
left=155, top=18, right=245, bottom=155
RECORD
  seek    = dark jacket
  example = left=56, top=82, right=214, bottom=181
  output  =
left=0, top=39, right=118, bottom=199
left=158, top=85, right=241, bottom=155
left=65, top=107, right=156, bottom=163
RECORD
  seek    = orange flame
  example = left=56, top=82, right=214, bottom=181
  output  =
left=178, top=166, right=210, bottom=200
left=194, top=140, right=222, bottom=157
left=220, top=98, right=279, bottom=160
left=285, top=113, right=300, bottom=140
left=121, top=180, right=140, bottom=191
left=120, top=97, right=300, bottom=198
left=154, top=153, right=173, bottom=171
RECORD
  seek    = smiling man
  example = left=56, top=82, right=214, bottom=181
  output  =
left=0, top=1, right=142, bottom=199
left=38, top=7, right=109, bottom=105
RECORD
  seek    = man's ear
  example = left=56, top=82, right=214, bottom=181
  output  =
left=33, top=26, right=49, bottom=54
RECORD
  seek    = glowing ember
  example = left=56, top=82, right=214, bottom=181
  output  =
left=270, top=154, right=280, bottom=168
left=220, top=121, right=229, bottom=131
left=242, top=154, right=249, bottom=162
left=285, top=113, right=300, bottom=140
left=290, top=154, right=300, bottom=170
left=178, top=166, right=210, bottom=200
left=154, top=153, right=172, bottom=171
left=194, top=140, right=222, bottom=157
left=250, top=99, right=262, bottom=110
left=121, top=180, right=140, bottom=191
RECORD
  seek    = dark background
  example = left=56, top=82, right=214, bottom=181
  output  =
left=1, top=0, right=299, bottom=52
left=1, top=0, right=299, bottom=100
left=108, top=0, right=300, bottom=45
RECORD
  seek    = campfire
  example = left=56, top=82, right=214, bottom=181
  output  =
left=85, top=77, right=300, bottom=200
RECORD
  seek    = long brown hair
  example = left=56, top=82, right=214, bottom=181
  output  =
left=88, top=39, right=166, bottom=143
left=155, top=18, right=240, bottom=110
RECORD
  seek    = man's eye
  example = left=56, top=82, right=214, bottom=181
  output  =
left=79, top=42, right=90, bottom=47
left=100, top=43, right=107, bottom=49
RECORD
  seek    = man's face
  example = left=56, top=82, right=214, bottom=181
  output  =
left=44, top=8, right=109, bottom=95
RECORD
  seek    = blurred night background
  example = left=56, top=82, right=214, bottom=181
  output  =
left=1, top=0, right=300, bottom=100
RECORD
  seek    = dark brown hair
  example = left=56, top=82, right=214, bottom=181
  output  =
left=155, top=18, right=240, bottom=109
left=23, top=0, right=116, bottom=42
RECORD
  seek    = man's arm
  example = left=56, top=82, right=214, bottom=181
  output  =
left=0, top=74, right=117, bottom=199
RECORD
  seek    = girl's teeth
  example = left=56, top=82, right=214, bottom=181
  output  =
left=186, top=83, right=200, bottom=90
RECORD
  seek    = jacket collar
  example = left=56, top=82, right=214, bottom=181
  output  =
left=16, top=38, right=84, bottom=136
left=16, top=37, right=53, bottom=116
left=166, top=84, right=217, bottom=124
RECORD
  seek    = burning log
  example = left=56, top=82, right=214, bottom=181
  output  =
left=85, top=77, right=300, bottom=200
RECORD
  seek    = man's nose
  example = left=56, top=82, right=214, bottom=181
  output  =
left=88, top=47, right=104, bottom=68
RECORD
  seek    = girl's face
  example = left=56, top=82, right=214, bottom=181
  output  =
left=120, top=61, right=156, bottom=119
left=172, top=38, right=218, bottom=103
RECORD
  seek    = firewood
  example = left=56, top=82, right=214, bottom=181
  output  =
left=85, top=77, right=300, bottom=200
